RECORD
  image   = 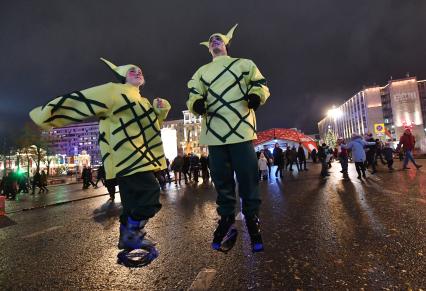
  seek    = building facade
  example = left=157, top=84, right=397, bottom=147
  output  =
left=318, top=76, right=426, bottom=151
left=48, top=122, right=102, bottom=165
left=162, top=110, right=207, bottom=156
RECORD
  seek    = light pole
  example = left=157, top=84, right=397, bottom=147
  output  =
left=327, top=106, right=343, bottom=137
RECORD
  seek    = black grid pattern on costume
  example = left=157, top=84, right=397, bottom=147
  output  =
left=43, top=91, right=108, bottom=124
left=112, top=94, right=163, bottom=177
left=190, top=59, right=258, bottom=143
left=98, top=132, right=111, bottom=163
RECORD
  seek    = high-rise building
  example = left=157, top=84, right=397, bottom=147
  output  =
left=48, top=122, right=102, bottom=165
left=318, top=76, right=426, bottom=151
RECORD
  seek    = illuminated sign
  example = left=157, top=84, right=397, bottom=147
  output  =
left=374, top=123, right=385, bottom=134
left=394, top=92, right=417, bottom=104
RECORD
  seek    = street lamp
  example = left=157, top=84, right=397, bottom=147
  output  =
left=327, top=106, right=343, bottom=137
left=327, top=106, right=343, bottom=119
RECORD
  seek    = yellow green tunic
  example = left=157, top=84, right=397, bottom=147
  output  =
left=30, top=82, right=170, bottom=180
left=187, top=56, right=270, bottom=145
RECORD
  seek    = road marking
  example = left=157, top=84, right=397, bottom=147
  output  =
left=188, top=268, right=217, bottom=291
left=21, top=225, right=63, bottom=239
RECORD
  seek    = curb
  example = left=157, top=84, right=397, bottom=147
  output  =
left=6, top=192, right=111, bottom=214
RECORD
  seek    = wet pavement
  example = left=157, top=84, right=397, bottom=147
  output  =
left=0, top=160, right=425, bottom=290
left=4, top=183, right=112, bottom=213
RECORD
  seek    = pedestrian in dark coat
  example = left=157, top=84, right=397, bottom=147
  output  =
left=311, top=148, right=317, bottom=163
left=365, top=133, right=378, bottom=174
left=263, top=145, right=273, bottom=177
left=182, top=154, right=190, bottom=184
left=200, top=153, right=210, bottom=183
left=32, top=171, right=41, bottom=194
left=105, top=178, right=117, bottom=200
left=289, top=146, right=299, bottom=171
left=171, top=153, right=184, bottom=185
left=40, top=170, right=49, bottom=193
left=273, top=143, right=284, bottom=178
left=95, top=165, right=106, bottom=187
left=318, top=144, right=329, bottom=177
left=383, top=142, right=394, bottom=171
left=189, top=153, right=200, bottom=183
left=297, top=144, right=307, bottom=171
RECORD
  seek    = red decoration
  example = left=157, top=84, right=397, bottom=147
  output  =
left=254, top=128, right=318, bottom=152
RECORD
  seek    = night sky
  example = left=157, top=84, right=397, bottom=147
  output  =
left=1, top=0, right=426, bottom=138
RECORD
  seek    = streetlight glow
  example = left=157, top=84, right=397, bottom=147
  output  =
left=327, top=106, right=343, bottom=119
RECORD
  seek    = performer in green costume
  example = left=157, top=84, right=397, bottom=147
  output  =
left=187, top=24, right=270, bottom=252
left=30, top=58, right=170, bottom=257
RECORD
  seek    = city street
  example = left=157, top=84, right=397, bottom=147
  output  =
left=1, top=160, right=425, bottom=290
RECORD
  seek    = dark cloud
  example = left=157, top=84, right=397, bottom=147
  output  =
left=1, top=0, right=425, bottom=137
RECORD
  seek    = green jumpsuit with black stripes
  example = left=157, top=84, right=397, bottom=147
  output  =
left=30, top=82, right=170, bottom=223
left=187, top=55, right=270, bottom=217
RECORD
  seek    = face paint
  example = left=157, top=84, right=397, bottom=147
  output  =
left=126, top=67, right=145, bottom=87
left=209, top=35, right=224, bottom=48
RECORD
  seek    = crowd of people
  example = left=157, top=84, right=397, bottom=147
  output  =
left=257, top=143, right=309, bottom=180
left=169, top=152, right=210, bottom=186
left=1, top=128, right=423, bottom=201
left=318, top=128, right=422, bottom=179
left=0, top=169, right=48, bottom=200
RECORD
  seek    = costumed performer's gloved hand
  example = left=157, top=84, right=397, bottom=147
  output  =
left=247, top=94, right=261, bottom=111
left=155, top=97, right=164, bottom=108
left=193, top=99, right=207, bottom=115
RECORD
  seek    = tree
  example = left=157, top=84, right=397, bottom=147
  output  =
left=19, top=123, right=48, bottom=175
left=325, top=128, right=337, bottom=149
left=0, top=137, right=16, bottom=176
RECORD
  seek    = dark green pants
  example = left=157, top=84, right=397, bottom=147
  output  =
left=117, top=171, right=161, bottom=224
left=208, top=141, right=261, bottom=217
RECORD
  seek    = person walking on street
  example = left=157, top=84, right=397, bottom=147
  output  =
left=263, top=145, right=273, bottom=177
left=318, top=143, right=329, bottom=177
left=365, top=133, right=378, bottom=174
left=297, top=144, right=308, bottom=171
left=17, top=173, right=29, bottom=193
left=40, top=170, right=49, bottom=193
left=383, top=142, right=394, bottom=171
left=342, top=133, right=376, bottom=179
left=164, top=158, right=171, bottom=183
left=289, top=146, right=299, bottom=171
left=32, top=170, right=41, bottom=195
left=106, top=178, right=117, bottom=200
left=311, top=148, right=317, bottom=163
left=95, top=164, right=106, bottom=188
left=273, top=143, right=284, bottom=178
left=337, top=138, right=349, bottom=178
left=285, top=146, right=291, bottom=170
left=4, top=171, right=18, bottom=200
left=82, top=166, right=95, bottom=189
left=375, top=140, right=386, bottom=165
left=258, top=152, right=268, bottom=180
left=187, top=24, right=270, bottom=252
left=189, top=153, right=200, bottom=183
left=200, top=153, right=210, bottom=183
left=397, top=128, right=422, bottom=170
left=182, top=153, right=190, bottom=184
left=171, top=153, right=184, bottom=185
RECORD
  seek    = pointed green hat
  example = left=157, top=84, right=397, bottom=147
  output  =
left=200, top=24, right=238, bottom=48
left=100, top=57, right=139, bottom=83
